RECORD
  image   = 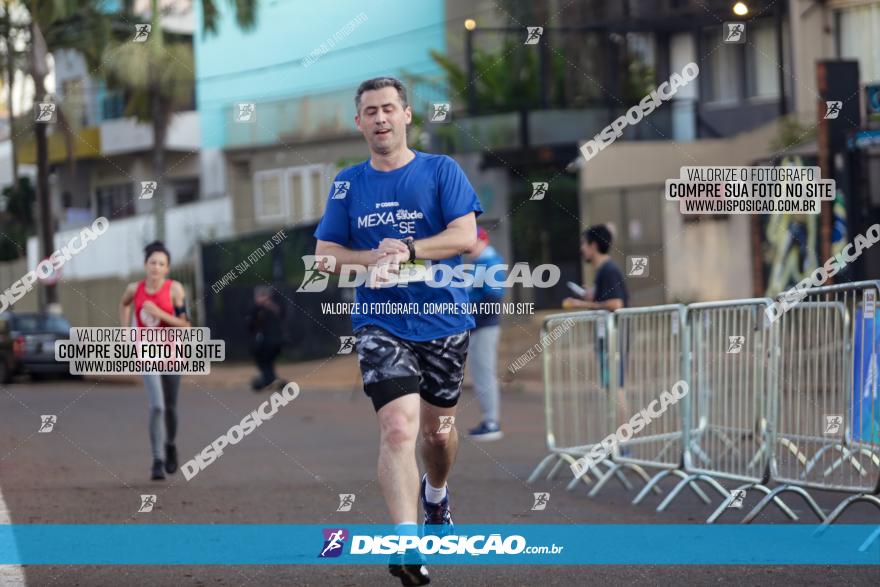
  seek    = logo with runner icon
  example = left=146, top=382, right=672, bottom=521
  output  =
left=318, top=528, right=348, bottom=558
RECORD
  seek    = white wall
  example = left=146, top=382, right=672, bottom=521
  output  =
left=100, top=111, right=200, bottom=156
left=27, top=197, right=233, bottom=280
left=0, top=140, right=36, bottom=191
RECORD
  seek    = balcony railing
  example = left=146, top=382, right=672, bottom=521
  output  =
left=224, top=78, right=447, bottom=149
left=428, top=100, right=692, bottom=154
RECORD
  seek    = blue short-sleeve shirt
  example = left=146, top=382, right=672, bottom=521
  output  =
left=315, top=150, right=483, bottom=341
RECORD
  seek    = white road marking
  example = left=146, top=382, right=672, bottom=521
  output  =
left=0, top=485, right=25, bottom=586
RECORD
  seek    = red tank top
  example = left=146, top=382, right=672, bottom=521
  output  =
left=133, top=279, right=174, bottom=327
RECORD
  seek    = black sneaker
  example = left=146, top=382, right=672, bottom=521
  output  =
left=165, top=444, right=178, bottom=474
left=151, top=459, right=165, bottom=480
left=389, top=553, right=430, bottom=586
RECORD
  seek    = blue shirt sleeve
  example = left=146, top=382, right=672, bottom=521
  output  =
left=437, top=156, right=483, bottom=225
left=314, top=177, right=351, bottom=246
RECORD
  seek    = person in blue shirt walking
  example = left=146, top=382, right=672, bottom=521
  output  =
left=464, top=227, right=505, bottom=441
left=314, top=77, right=482, bottom=586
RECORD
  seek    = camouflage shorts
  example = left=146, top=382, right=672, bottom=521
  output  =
left=354, top=324, right=470, bottom=411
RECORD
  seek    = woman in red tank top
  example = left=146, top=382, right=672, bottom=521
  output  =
left=119, top=241, right=191, bottom=481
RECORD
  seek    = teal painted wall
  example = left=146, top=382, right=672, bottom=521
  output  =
left=194, top=0, right=447, bottom=148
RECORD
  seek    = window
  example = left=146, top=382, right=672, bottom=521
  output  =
left=170, top=178, right=200, bottom=205
left=96, top=183, right=135, bottom=219
left=285, top=165, right=328, bottom=223
left=746, top=21, right=781, bottom=99
left=101, top=89, right=126, bottom=121
left=12, top=314, right=70, bottom=333
left=838, top=2, right=880, bottom=83
left=702, top=27, right=743, bottom=104
left=254, top=164, right=329, bottom=225
left=254, top=171, right=286, bottom=222
left=868, top=155, right=880, bottom=207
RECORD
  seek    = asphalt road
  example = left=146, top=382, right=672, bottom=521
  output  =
left=0, top=375, right=877, bottom=586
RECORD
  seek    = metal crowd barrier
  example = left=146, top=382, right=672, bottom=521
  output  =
left=589, top=305, right=708, bottom=504
left=530, top=284, right=880, bottom=528
left=660, top=299, right=796, bottom=522
left=526, top=311, right=633, bottom=491
left=743, top=280, right=880, bottom=525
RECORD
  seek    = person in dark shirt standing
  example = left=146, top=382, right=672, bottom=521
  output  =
left=561, top=224, right=630, bottom=430
left=562, top=225, right=629, bottom=311
left=246, top=286, right=285, bottom=391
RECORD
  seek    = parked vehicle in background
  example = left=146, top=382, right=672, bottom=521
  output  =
left=0, top=312, right=75, bottom=383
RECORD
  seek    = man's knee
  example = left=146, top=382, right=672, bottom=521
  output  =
left=379, top=409, right=418, bottom=449
left=421, top=425, right=453, bottom=449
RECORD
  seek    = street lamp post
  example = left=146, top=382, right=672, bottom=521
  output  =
left=465, top=22, right=476, bottom=115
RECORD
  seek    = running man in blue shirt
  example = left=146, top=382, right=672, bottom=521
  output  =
left=314, top=77, right=482, bottom=586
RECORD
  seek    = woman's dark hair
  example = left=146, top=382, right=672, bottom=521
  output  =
left=144, top=240, right=170, bottom=264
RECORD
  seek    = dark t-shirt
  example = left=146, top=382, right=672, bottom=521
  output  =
left=593, top=259, right=629, bottom=307
left=247, top=303, right=284, bottom=346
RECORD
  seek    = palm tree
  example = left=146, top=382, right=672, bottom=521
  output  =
left=22, top=0, right=115, bottom=307
left=105, top=0, right=257, bottom=242
left=1, top=0, right=23, bottom=185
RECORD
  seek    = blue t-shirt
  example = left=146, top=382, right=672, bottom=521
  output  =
left=314, top=150, right=483, bottom=341
left=467, top=245, right=505, bottom=329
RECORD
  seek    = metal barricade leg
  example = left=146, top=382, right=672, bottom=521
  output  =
left=546, top=455, right=567, bottom=480
left=802, top=444, right=870, bottom=479
left=633, top=469, right=675, bottom=504
left=566, top=459, right=629, bottom=491
left=633, top=469, right=711, bottom=505
left=706, top=482, right=799, bottom=524
left=777, top=438, right=809, bottom=470
left=602, top=460, right=634, bottom=491
left=528, top=453, right=561, bottom=484
left=820, top=493, right=880, bottom=526
left=656, top=473, right=729, bottom=512
left=584, top=462, right=624, bottom=496
left=741, top=484, right=825, bottom=524
left=588, top=461, right=662, bottom=498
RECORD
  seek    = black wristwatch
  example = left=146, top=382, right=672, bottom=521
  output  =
left=402, top=237, right=416, bottom=262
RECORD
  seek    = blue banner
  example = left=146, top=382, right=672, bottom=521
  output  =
left=0, top=525, right=878, bottom=565
left=853, top=307, right=879, bottom=443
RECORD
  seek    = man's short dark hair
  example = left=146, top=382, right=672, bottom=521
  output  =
left=144, top=240, right=170, bottom=264
left=355, top=77, right=408, bottom=112
left=583, top=225, right=612, bottom=254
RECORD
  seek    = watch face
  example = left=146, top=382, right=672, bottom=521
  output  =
left=396, top=263, right=429, bottom=284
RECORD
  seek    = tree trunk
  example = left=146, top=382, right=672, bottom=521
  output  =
left=3, top=0, right=17, bottom=183
left=151, top=82, right=168, bottom=243
left=34, top=97, right=55, bottom=306
left=30, top=20, right=55, bottom=309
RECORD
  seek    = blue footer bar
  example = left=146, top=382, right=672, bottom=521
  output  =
left=1, top=525, right=878, bottom=565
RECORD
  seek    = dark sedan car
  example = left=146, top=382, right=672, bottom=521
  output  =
left=0, top=312, right=75, bottom=383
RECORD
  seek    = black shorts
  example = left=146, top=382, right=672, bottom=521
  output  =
left=354, top=325, right=470, bottom=412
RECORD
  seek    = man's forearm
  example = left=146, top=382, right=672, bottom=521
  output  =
left=591, top=299, right=623, bottom=311
left=413, top=226, right=475, bottom=260
left=314, top=242, right=380, bottom=274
